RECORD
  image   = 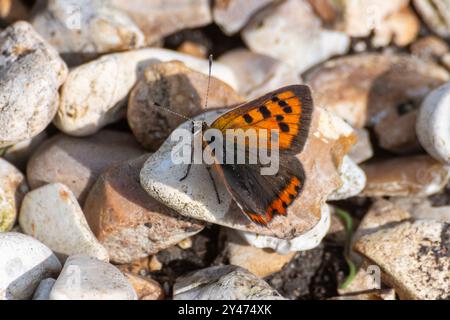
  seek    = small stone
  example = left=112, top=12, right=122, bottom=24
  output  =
left=411, top=36, right=449, bottom=62
left=225, top=230, right=295, bottom=278
left=140, top=106, right=356, bottom=239
left=177, top=41, right=208, bottom=59
left=391, top=197, right=450, bottom=223
left=354, top=220, right=450, bottom=300
left=83, top=155, right=204, bottom=264
left=413, top=0, right=450, bottom=39
left=3, top=132, right=47, bottom=170
left=362, top=155, right=450, bottom=197
left=27, top=130, right=144, bottom=204
left=0, top=0, right=29, bottom=23
left=0, top=232, right=61, bottom=300
left=218, top=49, right=301, bottom=100
left=417, top=83, right=450, bottom=165
left=173, top=265, right=285, bottom=300
left=111, top=0, right=212, bottom=45
left=19, top=183, right=109, bottom=262
left=49, top=255, right=137, bottom=300
left=149, top=256, right=163, bottom=272
left=55, top=49, right=238, bottom=137
left=213, top=0, right=275, bottom=35
left=330, top=289, right=396, bottom=300
left=32, top=0, right=145, bottom=66
left=0, top=159, right=28, bottom=232
left=123, top=272, right=164, bottom=300
left=327, top=156, right=366, bottom=201
left=237, top=204, right=331, bottom=253
left=177, top=238, right=193, bottom=250
left=32, top=278, right=56, bottom=300
left=242, top=0, right=350, bottom=74
left=348, top=128, right=374, bottom=164
left=0, top=21, right=68, bottom=147
left=338, top=261, right=384, bottom=296
left=128, top=61, right=243, bottom=150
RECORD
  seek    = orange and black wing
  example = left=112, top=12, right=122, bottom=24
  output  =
left=210, top=85, right=314, bottom=225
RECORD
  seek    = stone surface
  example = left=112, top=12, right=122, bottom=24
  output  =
left=417, top=83, right=450, bottom=165
left=2, top=132, right=47, bottom=170
left=225, top=230, right=295, bottom=277
left=50, top=255, right=137, bottom=300
left=111, top=0, right=212, bottom=45
left=0, top=232, right=61, bottom=300
left=32, top=0, right=145, bottom=65
left=361, top=155, right=450, bottom=197
left=32, top=278, right=56, bottom=300
left=213, top=0, right=274, bottom=35
left=0, top=0, right=29, bottom=23
left=173, top=265, right=285, bottom=300
left=392, top=197, right=450, bottom=223
left=27, top=130, right=144, bottom=204
left=413, top=0, right=450, bottom=39
left=0, top=21, right=68, bottom=147
left=123, top=272, right=164, bottom=300
left=19, top=183, right=109, bottom=262
left=411, top=36, right=449, bottom=62
left=83, top=155, right=204, bottom=264
left=0, top=159, right=28, bottom=232
left=218, top=49, right=301, bottom=100
left=348, top=128, right=373, bottom=164
left=140, top=106, right=356, bottom=239
left=330, top=289, right=396, bottom=300
left=354, top=220, right=450, bottom=300
left=128, top=61, right=243, bottom=150
left=304, top=54, right=449, bottom=145
left=328, top=156, right=366, bottom=201
left=55, top=48, right=238, bottom=137
left=242, top=0, right=350, bottom=74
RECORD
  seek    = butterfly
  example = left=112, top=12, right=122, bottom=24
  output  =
left=187, top=85, right=314, bottom=226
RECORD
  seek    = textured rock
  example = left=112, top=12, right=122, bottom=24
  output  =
left=140, top=106, right=357, bottom=239
left=242, top=0, right=350, bottom=74
left=2, top=132, right=47, bottom=170
left=348, top=128, right=373, bottom=164
left=0, top=159, right=28, bottom=232
left=123, top=272, right=164, bottom=300
left=0, top=21, right=68, bottom=147
left=27, top=131, right=144, bottom=204
left=213, top=0, right=274, bottom=35
left=411, top=36, right=449, bottom=62
left=111, top=0, right=212, bottom=44
left=413, top=0, right=450, bottom=39
left=417, top=83, right=450, bottom=165
left=83, top=155, right=204, bottom=264
left=32, top=0, right=145, bottom=65
left=19, top=183, right=109, bottom=262
left=0, top=233, right=61, bottom=300
left=354, top=220, right=450, bottom=300
left=218, top=49, right=301, bottom=100
left=173, top=265, right=285, bottom=300
left=128, top=61, right=243, bottom=150
left=362, top=155, right=450, bottom=197
left=32, top=278, right=56, bottom=300
left=55, top=48, right=238, bottom=136
left=327, top=156, right=366, bottom=201
left=50, top=255, right=137, bottom=300
left=392, top=197, right=450, bottom=223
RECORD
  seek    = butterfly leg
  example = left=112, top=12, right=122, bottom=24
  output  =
left=206, top=166, right=221, bottom=204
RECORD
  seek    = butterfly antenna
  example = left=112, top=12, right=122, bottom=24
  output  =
left=153, top=102, right=194, bottom=122
left=204, top=54, right=213, bottom=110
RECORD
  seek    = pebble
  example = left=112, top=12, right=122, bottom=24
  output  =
left=213, top=0, right=275, bottom=35
left=237, top=204, right=331, bottom=254
left=49, top=255, right=137, bottom=300
left=2, top=132, right=47, bottom=170
left=140, top=106, right=357, bottom=239
left=173, top=265, right=286, bottom=300
left=32, top=278, right=56, bottom=300
left=111, top=0, right=212, bottom=45
left=413, top=0, right=450, bottom=39
left=31, top=0, right=145, bottom=66
left=327, top=156, right=366, bottom=201
left=218, top=49, right=301, bottom=100
left=411, top=36, right=449, bottom=62
left=354, top=220, right=449, bottom=300
left=128, top=61, right=243, bottom=150
left=27, top=130, right=144, bottom=204
left=0, top=159, right=28, bottom=232
left=391, top=197, right=450, bottom=223
left=19, top=183, right=109, bottom=262
left=0, top=0, right=29, bottom=23
left=83, top=155, right=204, bottom=264
left=0, top=21, right=68, bottom=147
left=123, top=272, right=164, bottom=300
left=0, top=232, right=61, bottom=300
left=225, top=230, right=296, bottom=277
left=348, top=128, right=374, bottom=164
left=417, top=83, right=450, bottom=165
left=361, top=155, right=450, bottom=197
left=55, top=48, right=238, bottom=137
left=242, top=0, right=350, bottom=74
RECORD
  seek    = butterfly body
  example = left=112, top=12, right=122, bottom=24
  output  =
left=195, top=85, right=314, bottom=226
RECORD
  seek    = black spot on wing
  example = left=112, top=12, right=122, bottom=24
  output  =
left=279, top=122, right=290, bottom=132
left=243, top=114, right=253, bottom=124
left=259, top=106, right=271, bottom=119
